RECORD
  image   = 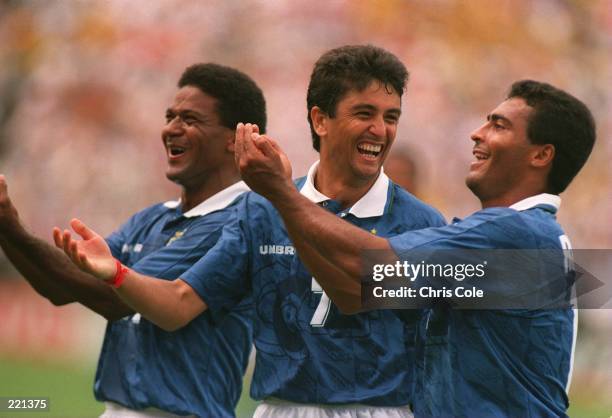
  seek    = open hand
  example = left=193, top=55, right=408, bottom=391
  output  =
left=53, top=219, right=116, bottom=281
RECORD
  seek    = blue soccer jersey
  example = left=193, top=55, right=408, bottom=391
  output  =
left=181, top=162, right=446, bottom=406
left=97, top=181, right=252, bottom=418
left=389, top=194, right=576, bottom=418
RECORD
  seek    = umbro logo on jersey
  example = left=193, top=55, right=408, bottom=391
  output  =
left=259, top=244, right=295, bottom=255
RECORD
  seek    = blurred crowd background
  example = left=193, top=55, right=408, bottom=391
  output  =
left=0, top=1, right=610, bottom=417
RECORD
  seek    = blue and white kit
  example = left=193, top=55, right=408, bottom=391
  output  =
left=389, top=194, right=576, bottom=418
left=182, top=162, right=446, bottom=407
left=98, top=181, right=252, bottom=418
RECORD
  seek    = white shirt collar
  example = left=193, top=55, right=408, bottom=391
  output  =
left=299, top=160, right=389, bottom=218
left=509, top=193, right=561, bottom=212
left=163, top=181, right=250, bottom=218
left=299, top=161, right=331, bottom=203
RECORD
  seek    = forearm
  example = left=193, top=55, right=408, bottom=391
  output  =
left=293, top=237, right=363, bottom=313
left=276, top=186, right=390, bottom=270
left=114, top=271, right=206, bottom=332
left=0, top=235, right=73, bottom=304
left=0, top=225, right=132, bottom=320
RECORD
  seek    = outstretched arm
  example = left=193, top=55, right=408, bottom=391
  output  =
left=234, top=124, right=392, bottom=313
left=0, top=175, right=132, bottom=320
left=54, top=219, right=207, bottom=331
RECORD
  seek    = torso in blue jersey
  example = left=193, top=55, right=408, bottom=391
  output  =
left=389, top=194, right=576, bottom=418
left=97, top=181, right=252, bottom=418
left=182, top=163, right=445, bottom=406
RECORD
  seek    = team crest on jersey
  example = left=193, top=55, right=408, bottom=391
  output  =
left=166, top=230, right=186, bottom=246
left=259, top=244, right=295, bottom=255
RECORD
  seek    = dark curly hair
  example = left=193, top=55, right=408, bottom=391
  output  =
left=508, top=80, right=596, bottom=194
left=306, top=45, right=409, bottom=151
left=179, top=63, right=267, bottom=133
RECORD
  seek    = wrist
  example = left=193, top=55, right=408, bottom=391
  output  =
left=272, top=183, right=303, bottom=211
left=0, top=217, right=27, bottom=240
left=266, top=179, right=298, bottom=205
left=107, top=259, right=129, bottom=288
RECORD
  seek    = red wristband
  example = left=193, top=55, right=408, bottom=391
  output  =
left=108, top=259, right=129, bottom=288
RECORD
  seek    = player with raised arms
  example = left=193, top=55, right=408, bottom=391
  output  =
left=0, top=63, right=266, bottom=418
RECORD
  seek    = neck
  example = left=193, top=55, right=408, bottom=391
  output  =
left=315, top=160, right=379, bottom=209
left=180, top=166, right=241, bottom=212
left=480, top=185, right=548, bottom=209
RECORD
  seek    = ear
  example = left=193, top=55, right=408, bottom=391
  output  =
left=225, top=129, right=236, bottom=153
left=310, top=106, right=328, bottom=138
left=531, top=144, right=555, bottom=168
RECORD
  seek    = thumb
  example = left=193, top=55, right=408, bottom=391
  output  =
left=70, top=218, right=97, bottom=240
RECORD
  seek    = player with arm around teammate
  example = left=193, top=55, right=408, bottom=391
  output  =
left=56, top=45, right=446, bottom=418
left=233, top=80, right=596, bottom=418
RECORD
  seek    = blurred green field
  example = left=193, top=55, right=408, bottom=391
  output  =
left=0, top=356, right=258, bottom=418
left=0, top=355, right=609, bottom=418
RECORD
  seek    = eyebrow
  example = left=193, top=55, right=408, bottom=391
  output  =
left=352, top=103, right=402, bottom=117
left=165, top=108, right=206, bottom=118
left=487, top=113, right=512, bottom=126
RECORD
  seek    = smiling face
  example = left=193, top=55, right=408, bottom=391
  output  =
left=161, top=86, right=234, bottom=189
left=466, top=97, right=539, bottom=205
left=314, top=80, right=401, bottom=184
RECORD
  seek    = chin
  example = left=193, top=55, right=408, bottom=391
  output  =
left=465, top=175, right=480, bottom=194
left=356, top=171, right=381, bottom=183
left=357, top=161, right=382, bottom=174
left=165, top=171, right=183, bottom=185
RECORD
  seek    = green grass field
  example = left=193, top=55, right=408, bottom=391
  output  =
left=0, top=355, right=609, bottom=418
left=0, top=356, right=258, bottom=418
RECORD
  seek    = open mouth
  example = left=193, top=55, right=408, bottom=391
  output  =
left=473, top=149, right=490, bottom=161
left=168, top=146, right=186, bottom=157
left=357, top=143, right=383, bottom=158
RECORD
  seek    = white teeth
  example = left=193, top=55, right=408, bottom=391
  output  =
left=473, top=151, right=489, bottom=160
left=358, top=144, right=382, bottom=153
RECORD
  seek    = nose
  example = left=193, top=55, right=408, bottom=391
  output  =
left=162, top=116, right=185, bottom=139
left=470, top=123, right=486, bottom=144
left=368, top=115, right=386, bottom=138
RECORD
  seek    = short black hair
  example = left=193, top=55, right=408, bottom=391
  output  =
left=179, top=63, right=266, bottom=133
left=508, top=80, right=596, bottom=194
left=306, top=45, right=409, bottom=151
